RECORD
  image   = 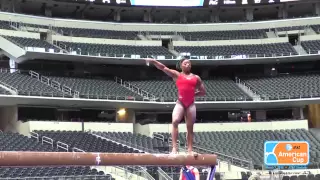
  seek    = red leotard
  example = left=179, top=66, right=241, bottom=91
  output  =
left=182, top=166, right=196, bottom=180
left=176, top=74, right=198, bottom=109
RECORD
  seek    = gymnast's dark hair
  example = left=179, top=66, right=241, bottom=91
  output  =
left=176, top=57, right=188, bottom=71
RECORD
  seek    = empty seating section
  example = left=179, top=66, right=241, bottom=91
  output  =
left=175, top=43, right=297, bottom=58
left=59, top=41, right=174, bottom=59
left=0, top=132, right=111, bottom=179
left=276, top=26, right=306, bottom=31
left=33, top=130, right=141, bottom=153
left=157, top=129, right=320, bottom=169
left=242, top=74, right=320, bottom=100
left=56, top=27, right=139, bottom=40
left=130, top=78, right=251, bottom=101
left=0, top=20, right=14, bottom=30
left=96, top=131, right=170, bottom=153
left=180, top=30, right=267, bottom=41
left=49, top=76, right=141, bottom=99
left=311, top=25, right=320, bottom=33
left=301, top=40, right=320, bottom=54
left=32, top=131, right=154, bottom=178
left=3, top=36, right=60, bottom=52
left=0, top=132, right=54, bottom=151
left=0, top=71, right=68, bottom=97
left=283, top=174, right=320, bottom=180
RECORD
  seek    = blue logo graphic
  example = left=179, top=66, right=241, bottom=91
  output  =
left=286, top=144, right=292, bottom=151
left=265, top=142, right=278, bottom=165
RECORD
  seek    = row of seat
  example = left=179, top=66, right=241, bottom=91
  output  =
left=241, top=74, right=320, bottom=100
left=1, top=19, right=316, bottom=40
left=156, top=129, right=320, bottom=169
left=2, top=70, right=320, bottom=102
left=0, top=132, right=114, bottom=180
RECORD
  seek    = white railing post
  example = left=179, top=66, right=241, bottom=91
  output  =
left=42, top=136, right=54, bottom=148
left=57, top=141, right=69, bottom=151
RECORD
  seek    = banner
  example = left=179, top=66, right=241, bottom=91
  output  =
left=264, top=141, right=309, bottom=168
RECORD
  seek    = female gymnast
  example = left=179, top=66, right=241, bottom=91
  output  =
left=145, top=58, right=206, bottom=154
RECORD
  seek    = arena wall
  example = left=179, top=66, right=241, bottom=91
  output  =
left=172, top=37, right=288, bottom=46
left=300, top=34, right=320, bottom=41
left=0, top=12, right=319, bottom=32
left=24, top=121, right=134, bottom=133
left=0, top=29, right=40, bottom=38
left=19, top=120, right=308, bottom=136
left=133, top=120, right=308, bottom=136
left=52, top=35, right=161, bottom=46
left=0, top=106, right=20, bottom=132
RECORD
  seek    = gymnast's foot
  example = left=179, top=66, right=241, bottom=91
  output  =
left=171, top=147, right=178, bottom=154
left=187, top=150, right=198, bottom=156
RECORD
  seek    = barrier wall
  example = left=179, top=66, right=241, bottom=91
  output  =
left=84, top=122, right=133, bottom=132
left=0, top=29, right=40, bottom=38
left=23, top=120, right=307, bottom=136
left=172, top=37, right=288, bottom=46
left=52, top=35, right=161, bottom=46
left=0, top=12, right=319, bottom=32
left=135, top=120, right=309, bottom=136
left=26, top=121, right=133, bottom=133
left=28, top=121, right=82, bottom=131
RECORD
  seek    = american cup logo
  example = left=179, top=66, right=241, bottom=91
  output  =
left=264, top=141, right=309, bottom=166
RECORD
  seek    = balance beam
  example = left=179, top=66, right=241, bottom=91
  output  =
left=0, top=151, right=217, bottom=166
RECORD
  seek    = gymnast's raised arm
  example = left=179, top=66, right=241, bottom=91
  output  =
left=145, top=58, right=179, bottom=79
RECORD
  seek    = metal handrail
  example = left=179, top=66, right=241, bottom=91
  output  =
left=193, top=145, right=253, bottom=169
left=0, top=80, right=18, bottom=93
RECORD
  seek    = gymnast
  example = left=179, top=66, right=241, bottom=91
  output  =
left=145, top=58, right=206, bottom=154
left=179, top=165, right=200, bottom=180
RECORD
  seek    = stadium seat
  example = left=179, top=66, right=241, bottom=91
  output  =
left=58, top=41, right=174, bottom=59
left=301, top=40, right=320, bottom=54
left=175, top=43, right=297, bottom=58
left=48, top=76, right=143, bottom=100
left=0, top=132, right=113, bottom=179
left=0, top=71, right=70, bottom=97
left=129, top=78, right=252, bottom=101
left=2, top=36, right=60, bottom=52
left=156, top=129, right=320, bottom=169
left=241, top=74, right=320, bottom=100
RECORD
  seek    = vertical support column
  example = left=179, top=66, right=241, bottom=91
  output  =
left=244, top=8, right=253, bottom=21
left=45, top=7, right=52, bottom=17
left=292, top=108, right=301, bottom=119
left=143, top=10, right=152, bottom=22
left=308, top=104, right=320, bottom=128
left=300, top=107, right=305, bottom=119
left=0, top=106, right=18, bottom=132
left=209, top=8, right=219, bottom=22
left=114, top=10, right=121, bottom=22
left=315, top=2, right=320, bottom=16
left=116, top=108, right=135, bottom=123
left=9, top=58, right=17, bottom=73
left=277, top=4, right=288, bottom=19
left=180, top=11, right=187, bottom=23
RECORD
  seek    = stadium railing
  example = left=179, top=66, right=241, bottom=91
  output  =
left=193, top=145, right=253, bottom=170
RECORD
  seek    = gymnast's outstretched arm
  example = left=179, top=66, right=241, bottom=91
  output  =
left=145, top=58, right=179, bottom=79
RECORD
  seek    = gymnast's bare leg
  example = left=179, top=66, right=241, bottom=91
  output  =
left=185, top=103, right=196, bottom=154
left=171, top=102, right=185, bottom=154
